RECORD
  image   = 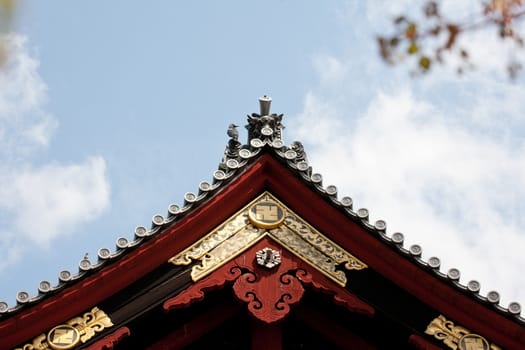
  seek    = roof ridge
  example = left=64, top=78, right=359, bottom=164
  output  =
left=1, top=97, right=522, bottom=325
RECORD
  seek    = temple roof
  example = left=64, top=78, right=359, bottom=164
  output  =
left=0, top=96, right=523, bottom=327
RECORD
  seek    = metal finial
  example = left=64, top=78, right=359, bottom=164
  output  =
left=259, top=95, right=272, bottom=116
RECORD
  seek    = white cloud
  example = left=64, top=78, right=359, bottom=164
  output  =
left=0, top=33, right=57, bottom=158
left=313, top=54, right=348, bottom=85
left=291, top=85, right=525, bottom=307
left=0, top=33, right=110, bottom=266
left=289, top=12, right=525, bottom=307
left=0, top=157, right=110, bottom=246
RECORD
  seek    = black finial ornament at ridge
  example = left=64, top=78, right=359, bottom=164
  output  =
left=219, top=95, right=294, bottom=171
left=246, top=95, right=285, bottom=144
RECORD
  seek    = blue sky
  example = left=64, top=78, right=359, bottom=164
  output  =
left=1, top=1, right=524, bottom=313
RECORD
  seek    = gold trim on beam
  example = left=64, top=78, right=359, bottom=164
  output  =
left=168, top=211, right=250, bottom=266
left=425, top=315, right=501, bottom=350
left=269, top=227, right=348, bottom=285
left=168, top=192, right=367, bottom=286
left=280, top=211, right=367, bottom=271
left=15, top=307, right=113, bottom=350
left=190, top=225, right=267, bottom=281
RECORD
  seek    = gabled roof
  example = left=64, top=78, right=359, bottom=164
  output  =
left=1, top=96, right=523, bottom=349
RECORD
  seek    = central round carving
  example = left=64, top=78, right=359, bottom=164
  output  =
left=458, top=334, right=489, bottom=350
left=248, top=201, right=285, bottom=229
left=256, top=248, right=281, bottom=269
left=47, top=325, right=80, bottom=350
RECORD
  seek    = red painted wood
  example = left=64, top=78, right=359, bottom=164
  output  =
left=164, top=238, right=374, bottom=323
left=408, top=334, right=443, bottom=350
left=147, top=297, right=242, bottom=350
left=251, top=320, right=282, bottom=350
left=0, top=159, right=268, bottom=349
left=1, top=153, right=523, bottom=349
left=294, top=304, right=377, bottom=350
left=258, top=157, right=525, bottom=349
left=83, top=327, right=130, bottom=350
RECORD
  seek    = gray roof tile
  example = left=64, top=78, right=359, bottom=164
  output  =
left=1, top=97, right=522, bottom=325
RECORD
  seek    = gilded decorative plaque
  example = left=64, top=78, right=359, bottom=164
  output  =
left=47, top=325, right=80, bottom=350
left=248, top=200, right=285, bottom=229
left=458, top=334, right=490, bottom=350
left=15, top=307, right=113, bottom=350
left=169, top=192, right=367, bottom=286
left=425, top=315, right=500, bottom=350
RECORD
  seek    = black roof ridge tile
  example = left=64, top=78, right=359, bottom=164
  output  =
left=1, top=97, right=522, bottom=326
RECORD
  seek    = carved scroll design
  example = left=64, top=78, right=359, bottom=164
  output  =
left=425, top=315, right=501, bottom=350
left=269, top=227, right=348, bottom=286
left=164, top=265, right=243, bottom=311
left=83, top=327, right=130, bottom=350
left=166, top=245, right=305, bottom=324
left=15, top=307, right=113, bottom=350
left=165, top=239, right=374, bottom=324
left=293, top=269, right=374, bottom=316
left=168, top=192, right=367, bottom=287
left=168, top=213, right=249, bottom=266
left=283, top=212, right=367, bottom=271
left=191, top=225, right=266, bottom=281
left=231, top=268, right=305, bottom=324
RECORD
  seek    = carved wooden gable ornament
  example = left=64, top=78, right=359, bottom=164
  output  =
left=2, top=97, right=524, bottom=350
left=166, top=192, right=372, bottom=324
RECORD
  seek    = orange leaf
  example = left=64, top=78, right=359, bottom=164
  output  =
left=405, top=23, right=417, bottom=41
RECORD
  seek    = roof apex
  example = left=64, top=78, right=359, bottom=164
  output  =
left=1, top=97, right=523, bottom=330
